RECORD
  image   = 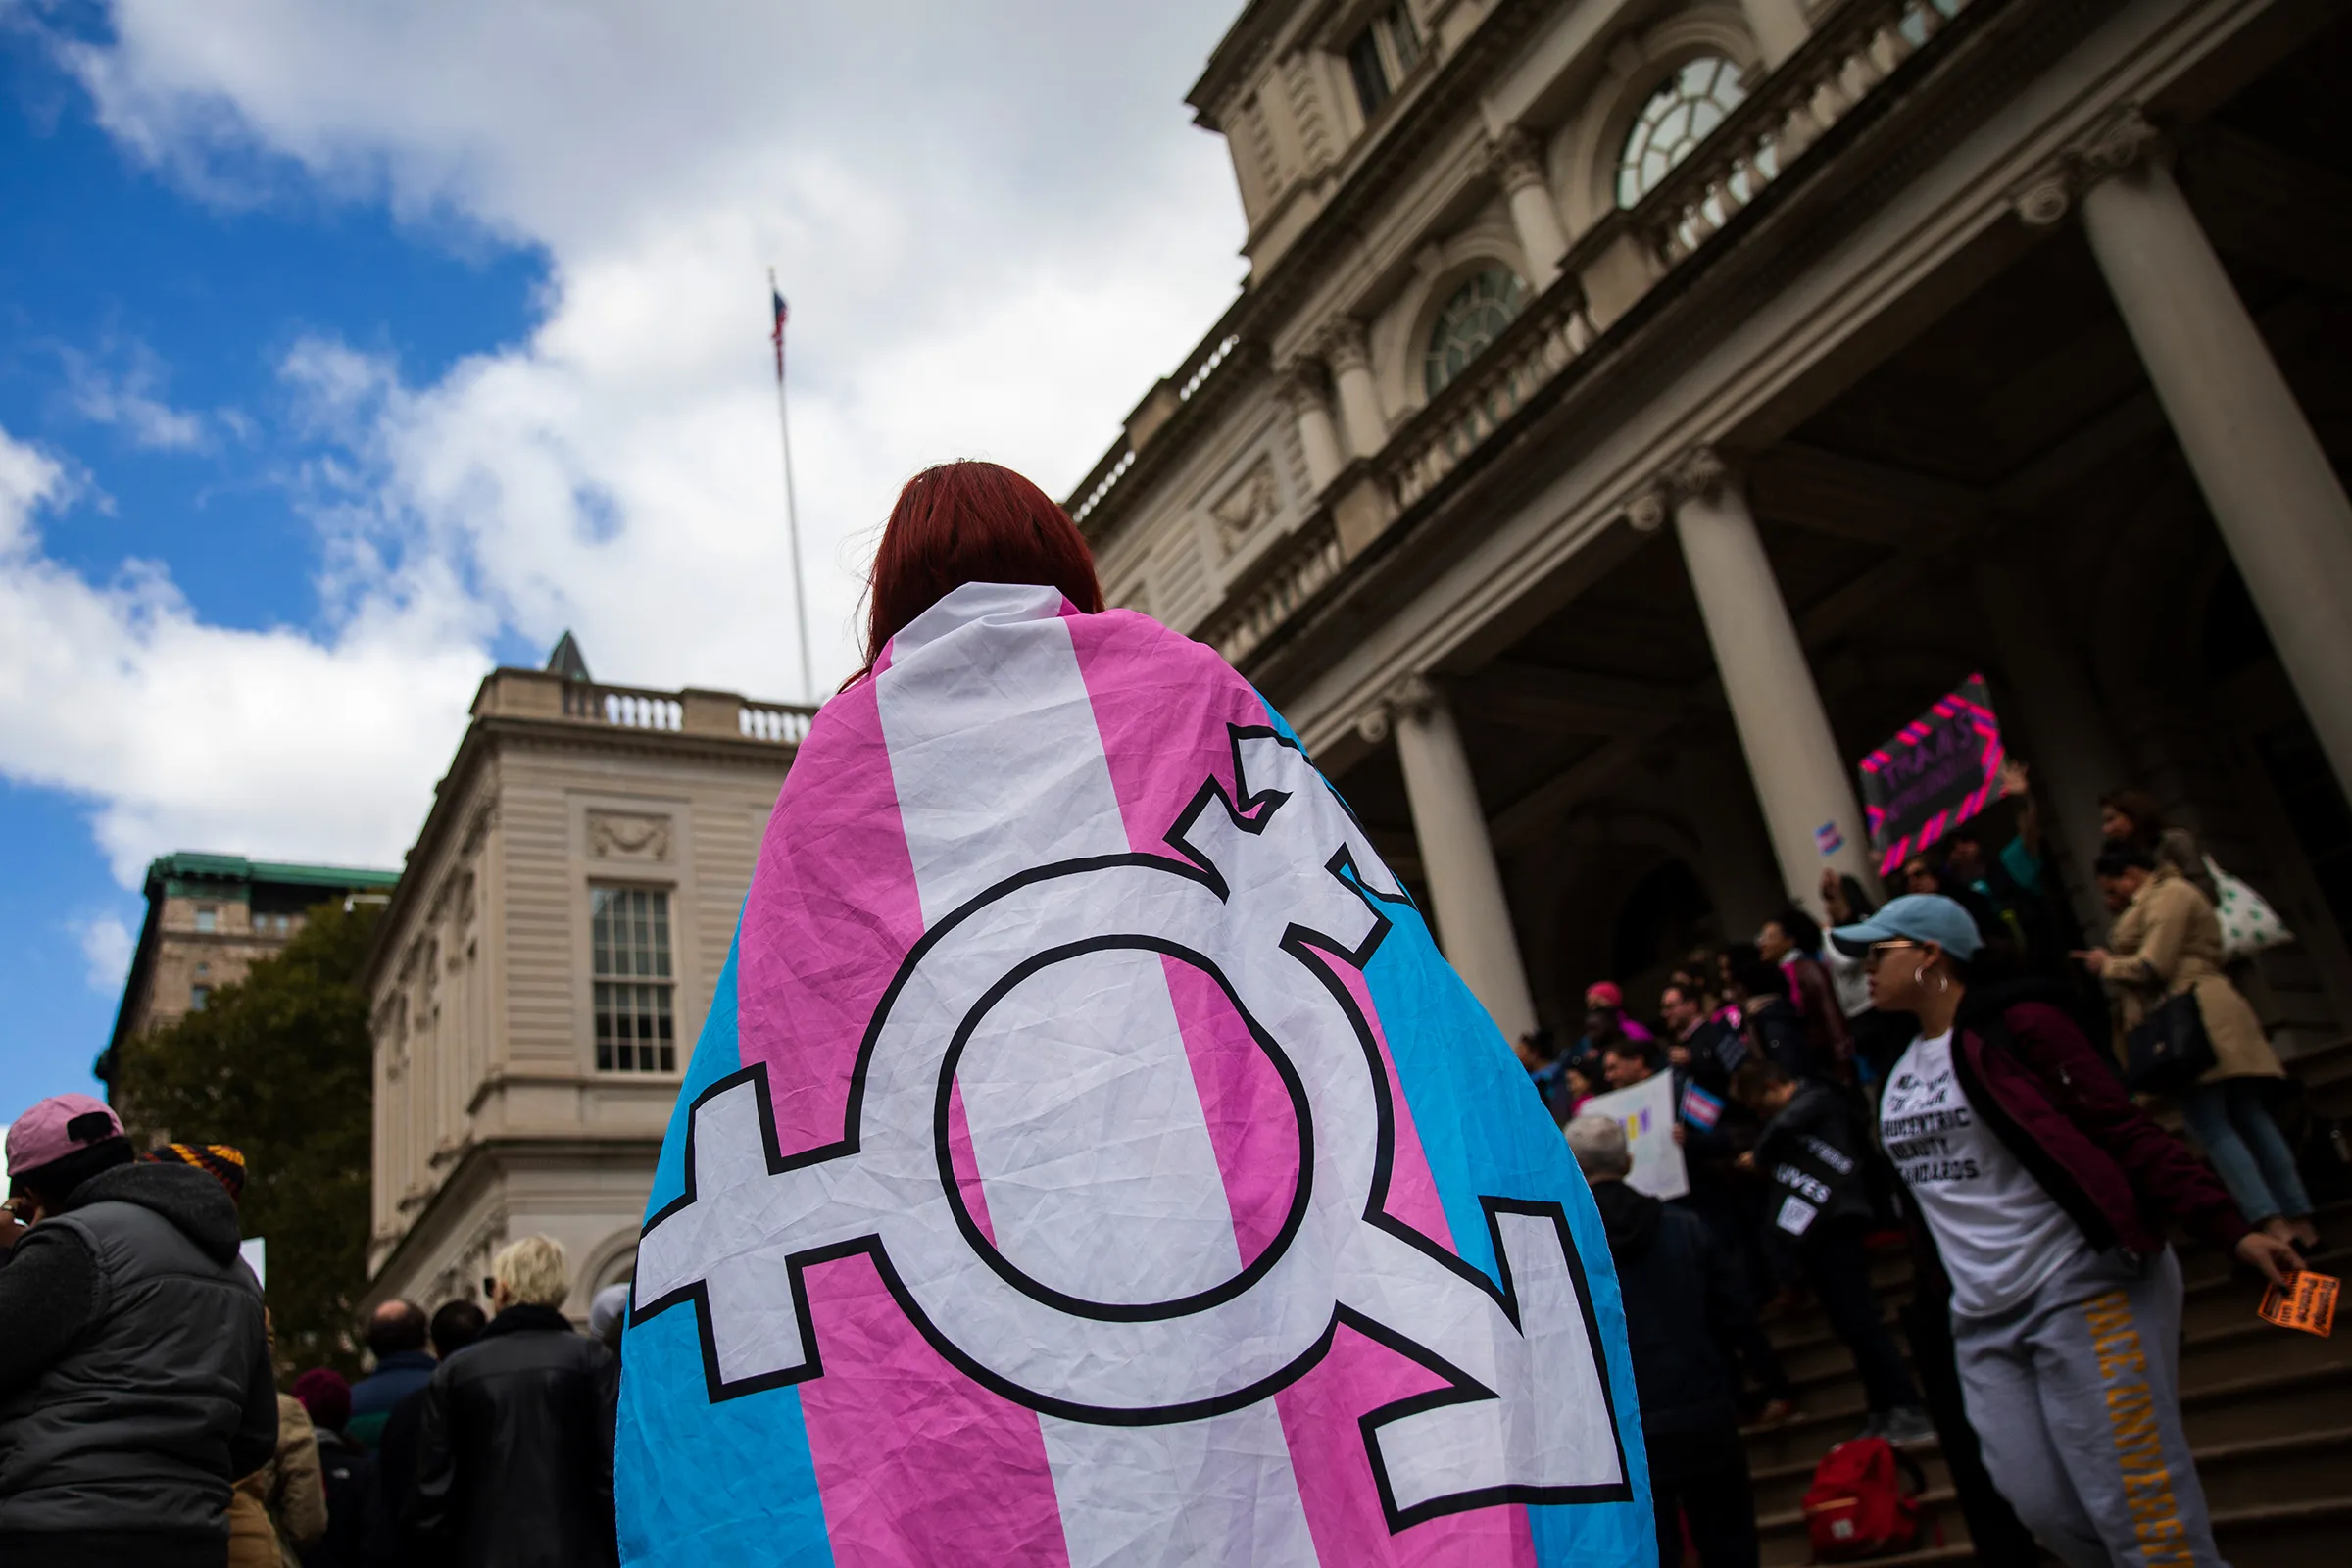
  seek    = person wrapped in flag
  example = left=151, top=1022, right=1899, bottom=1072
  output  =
left=615, top=461, right=1650, bottom=1564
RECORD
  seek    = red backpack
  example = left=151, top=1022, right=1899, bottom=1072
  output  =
left=1801, top=1437, right=1927, bottom=1560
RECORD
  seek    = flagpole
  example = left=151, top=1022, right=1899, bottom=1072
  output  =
left=771, top=268, right=815, bottom=706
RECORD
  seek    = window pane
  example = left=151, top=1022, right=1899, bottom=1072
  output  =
left=1424, top=269, right=1531, bottom=396
left=1616, top=55, right=1749, bottom=210
left=1348, top=30, right=1390, bottom=121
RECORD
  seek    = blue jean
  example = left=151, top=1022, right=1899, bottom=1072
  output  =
left=2180, top=1077, right=2312, bottom=1223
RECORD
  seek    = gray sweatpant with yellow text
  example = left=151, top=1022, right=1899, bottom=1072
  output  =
left=1952, top=1247, right=2225, bottom=1568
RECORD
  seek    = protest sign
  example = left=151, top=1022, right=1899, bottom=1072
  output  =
left=1857, top=673, right=2005, bottom=877
left=2258, top=1271, right=2338, bottom=1337
left=1580, top=1072, right=1688, bottom=1201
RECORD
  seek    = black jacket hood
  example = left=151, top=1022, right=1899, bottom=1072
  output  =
left=1589, top=1177, right=1663, bottom=1260
left=63, top=1162, right=243, bottom=1265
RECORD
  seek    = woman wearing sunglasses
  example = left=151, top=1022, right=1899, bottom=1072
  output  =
left=1832, top=894, right=2300, bottom=1567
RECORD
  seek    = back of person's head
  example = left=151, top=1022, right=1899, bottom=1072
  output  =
left=1766, top=904, right=1822, bottom=956
left=1601, top=1037, right=1647, bottom=1066
left=858, top=461, right=1104, bottom=678
left=1729, top=1059, right=1795, bottom=1110
left=1565, top=1116, right=1633, bottom=1182
left=491, top=1234, right=571, bottom=1310
left=292, top=1367, right=351, bottom=1436
left=2094, top=844, right=2156, bottom=879
left=5, top=1094, right=133, bottom=1207
left=366, top=1298, right=428, bottom=1359
left=429, top=1298, right=488, bottom=1358
left=2100, top=789, right=2168, bottom=847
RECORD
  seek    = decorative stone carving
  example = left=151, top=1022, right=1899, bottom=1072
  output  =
left=1354, top=673, right=1439, bottom=744
left=588, top=809, right=673, bottom=862
left=1626, top=445, right=1733, bottom=531
left=2013, top=105, right=2163, bottom=229
left=1210, top=459, right=1280, bottom=556
left=1489, top=129, right=1547, bottom=197
left=1319, top=318, right=1373, bottom=376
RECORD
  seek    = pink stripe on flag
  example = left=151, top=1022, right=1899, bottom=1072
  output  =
left=737, top=677, right=1068, bottom=1568
left=1275, top=960, right=1537, bottom=1565
left=1073, top=612, right=1308, bottom=1267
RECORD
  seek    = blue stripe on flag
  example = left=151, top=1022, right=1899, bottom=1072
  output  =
left=617, top=934, right=837, bottom=1567
left=1255, top=694, right=1652, bottom=1563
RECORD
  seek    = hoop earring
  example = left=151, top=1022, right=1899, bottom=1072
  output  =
left=1914, top=964, right=1929, bottom=988
left=1936, top=973, right=1950, bottom=996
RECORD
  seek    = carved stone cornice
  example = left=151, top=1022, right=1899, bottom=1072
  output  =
left=1353, top=672, right=1440, bottom=744
left=2013, top=105, right=2164, bottom=229
left=1488, top=128, right=1547, bottom=197
left=1271, top=360, right=1327, bottom=408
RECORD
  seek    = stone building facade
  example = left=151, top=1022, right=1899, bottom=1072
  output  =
left=100, top=852, right=402, bottom=1102
left=1074, top=0, right=2352, bottom=1050
left=360, top=652, right=809, bottom=1315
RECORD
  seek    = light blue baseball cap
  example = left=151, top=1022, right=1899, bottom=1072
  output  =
left=1829, top=893, right=1983, bottom=962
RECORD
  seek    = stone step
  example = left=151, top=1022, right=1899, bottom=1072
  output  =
left=1758, top=1485, right=1962, bottom=1565
left=2210, top=1496, right=2352, bottom=1568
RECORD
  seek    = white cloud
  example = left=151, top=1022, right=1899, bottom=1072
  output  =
left=0, top=422, right=485, bottom=882
left=72, top=913, right=135, bottom=993
left=0, top=1, right=1248, bottom=884
left=62, top=343, right=211, bottom=451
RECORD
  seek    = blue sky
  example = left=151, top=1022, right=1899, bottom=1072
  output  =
left=0, top=1, right=1247, bottom=1120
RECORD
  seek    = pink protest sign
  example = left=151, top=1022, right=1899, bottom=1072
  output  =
left=1857, top=674, right=2005, bottom=878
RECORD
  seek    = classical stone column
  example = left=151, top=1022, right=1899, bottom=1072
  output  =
left=1647, top=450, right=1878, bottom=910
left=1972, top=555, right=2130, bottom=933
left=2056, top=114, right=2352, bottom=798
left=1276, top=365, right=1346, bottom=493
left=1322, top=319, right=1389, bottom=462
left=1492, top=132, right=1566, bottom=291
left=1738, top=0, right=1809, bottom=68
left=1363, top=677, right=1540, bottom=1044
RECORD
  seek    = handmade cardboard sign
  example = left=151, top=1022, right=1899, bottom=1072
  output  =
left=613, top=584, right=1654, bottom=1566
left=1580, top=1072, right=1689, bottom=1201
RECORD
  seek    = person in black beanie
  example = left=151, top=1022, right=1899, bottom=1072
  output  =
left=0, top=1094, right=276, bottom=1568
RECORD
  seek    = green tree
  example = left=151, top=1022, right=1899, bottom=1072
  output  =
left=118, top=899, right=380, bottom=1378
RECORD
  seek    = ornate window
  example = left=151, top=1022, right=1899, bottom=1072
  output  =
left=1424, top=270, right=1529, bottom=397
left=1346, top=2, right=1424, bottom=122
left=592, top=885, right=675, bottom=1072
left=1616, top=55, right=1749, bottom=209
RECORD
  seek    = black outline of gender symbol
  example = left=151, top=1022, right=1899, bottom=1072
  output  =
left=631, top=725, right=1633, bottom=1524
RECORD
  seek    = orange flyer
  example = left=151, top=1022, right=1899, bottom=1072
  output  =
left=2257, top=1271, right=2338, bottom=1338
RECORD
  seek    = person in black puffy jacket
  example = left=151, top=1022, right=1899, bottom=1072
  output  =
left=1567, top=1114, right=1759, bottom=1568
left=407, top=1236, right=617, bottom=1568
left=0, top=1095, right=277, bottom=1568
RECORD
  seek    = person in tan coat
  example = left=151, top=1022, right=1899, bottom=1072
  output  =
left=229, top=1317, right=328, bottom=1568
left=2078, top=846, right=2319, bottom=1250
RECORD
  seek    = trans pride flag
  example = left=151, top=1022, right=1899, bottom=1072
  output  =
left=617, top=583, right=1650, bottom=1565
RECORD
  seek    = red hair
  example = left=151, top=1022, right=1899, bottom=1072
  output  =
left=856, top=461, right=1104, bottom=678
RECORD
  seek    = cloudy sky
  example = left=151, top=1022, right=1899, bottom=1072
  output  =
left=0, top=0, right=1249, bottom=1114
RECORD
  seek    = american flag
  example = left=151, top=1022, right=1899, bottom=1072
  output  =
left=769, top=280, right=790, bottom=382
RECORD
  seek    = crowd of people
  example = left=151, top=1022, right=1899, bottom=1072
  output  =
left=1534, top=765, right=2317, bottom=1567
left=0, top=1095, right=623, bottom=1568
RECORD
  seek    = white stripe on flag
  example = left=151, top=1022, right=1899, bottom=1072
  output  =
left=876, top=583, right=1317, bottom=1567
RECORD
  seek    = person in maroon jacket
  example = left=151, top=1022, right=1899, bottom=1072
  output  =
left=1833, top=895, right=2301, bottom=1568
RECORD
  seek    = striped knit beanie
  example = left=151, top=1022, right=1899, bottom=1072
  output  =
left=144, top=1142, right=247, bottom=1202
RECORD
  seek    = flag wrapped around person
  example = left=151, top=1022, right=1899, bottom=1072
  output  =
left=616, top=579, right=1650, bottom=1565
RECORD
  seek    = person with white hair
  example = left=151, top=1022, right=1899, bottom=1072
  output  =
left=409, top=1235, right=617, bottom=1566
left=1568, top=1115, right=1761, bottom=1568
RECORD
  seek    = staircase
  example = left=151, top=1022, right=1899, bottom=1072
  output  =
left=1729, top=1041, right=2352, bottom=1565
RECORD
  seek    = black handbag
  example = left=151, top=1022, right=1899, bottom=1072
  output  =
left=2124, top=989, right=2217, bottom=1093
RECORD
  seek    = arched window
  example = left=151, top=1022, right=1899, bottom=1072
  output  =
left=1616, top=55, right=1749, bottom=209
left=1424, top=269, right=1529, bottom=396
